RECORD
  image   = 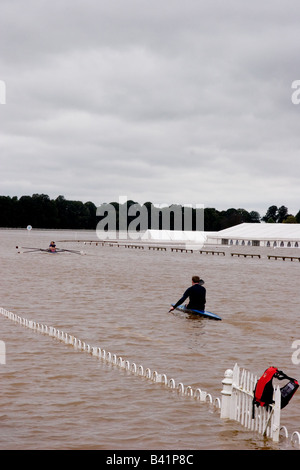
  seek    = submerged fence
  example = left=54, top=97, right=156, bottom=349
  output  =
left=0, top=307, right=299, bottom=447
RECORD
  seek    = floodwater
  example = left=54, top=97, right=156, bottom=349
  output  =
left=0, top=229, right=299, bottom=450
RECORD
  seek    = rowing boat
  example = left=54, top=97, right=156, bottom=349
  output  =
left=16, top=246, right=85, bottom=255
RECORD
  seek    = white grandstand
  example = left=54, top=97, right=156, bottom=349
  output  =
left=142, top=223, right=300, bottom=248
left=206, top=223, right=300, bottom=248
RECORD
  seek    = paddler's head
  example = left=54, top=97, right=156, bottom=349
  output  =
left=192, top=276, right=204, bottom=285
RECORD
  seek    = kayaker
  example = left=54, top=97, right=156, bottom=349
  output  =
left=170, top=276, right=206, bottom=312
left=48, top=241, right=57, bottom=253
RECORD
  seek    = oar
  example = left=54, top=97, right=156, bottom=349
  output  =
left=17, top=248, right=48, bottom=254
left=17, top=246, right=49, bottom=251
left=56, top=248, right=84, bottom=255
left=17, top=249, right=42, bottom=254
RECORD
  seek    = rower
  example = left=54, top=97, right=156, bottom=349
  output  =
left=49, top=241, right=57, bottom=253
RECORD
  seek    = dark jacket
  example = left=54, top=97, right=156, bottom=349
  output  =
left=173, top=283, right=206, bottom=311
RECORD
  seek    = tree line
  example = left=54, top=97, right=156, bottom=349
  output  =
left=0, top=194, right=97, bottom=230
left=0, top=194, right=299, bottom=231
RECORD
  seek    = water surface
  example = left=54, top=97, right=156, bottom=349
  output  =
left=0, top=229, right=299, bottom=450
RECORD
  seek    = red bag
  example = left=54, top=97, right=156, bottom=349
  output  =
left=252, top=367, right=298, bottom=418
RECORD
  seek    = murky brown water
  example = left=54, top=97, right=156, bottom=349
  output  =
left=0, top=229, right=299, bottom=450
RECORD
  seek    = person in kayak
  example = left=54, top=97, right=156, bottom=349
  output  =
left=170, top=276, right=206, bottom=312
left=48, top=241, right=57, bottom=253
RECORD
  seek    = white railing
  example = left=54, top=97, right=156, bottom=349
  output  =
left=220, top=363, right=294, bottom=443
left=0, top=307, right=220, bottom=405
left=0, top=307, right=299, bottom=447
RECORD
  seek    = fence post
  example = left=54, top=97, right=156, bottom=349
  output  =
left=221, top=369, right=233, bottom=419
left=272, top=385, right=281, bottom=442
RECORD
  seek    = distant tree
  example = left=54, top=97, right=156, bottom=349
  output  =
left=219, top=208, right=240, bottom=229
left=30, top=193, right=59, bottom=228
left=18, top=195, right=35, bottom=227
left=0, top=196, right=18, bottom=227
left=64, top=200, right=89, bottom=229
left=262, top=205, right=278, bottom=223
left=262, top=205, right=292, bottom=223
left=283, top=215, right=297, bottom=224
left=236, top=208, right=251, bottom=222
left=249, top=211, right=261, bottom=223
left=0, top=193, right=296, bottom=230
left=277, top=205, right=289, bottom=223
left=203, top=207, right=260, bottom=231
left=54, top=195, right=68, bottom=228
left=204, top=208, right=222, bottom=231
left=84, top=201, right=97, bottom=229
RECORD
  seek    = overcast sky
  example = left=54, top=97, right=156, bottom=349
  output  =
left=1, top=0, right=300, bottom=216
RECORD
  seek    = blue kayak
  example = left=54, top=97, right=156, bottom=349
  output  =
left=172, top=304, right=222, bottom=321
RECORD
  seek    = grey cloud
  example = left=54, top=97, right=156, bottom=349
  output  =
left=0, top=0, right=300, bottom=215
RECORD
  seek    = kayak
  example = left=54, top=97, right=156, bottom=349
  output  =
left=172, top=304, right=222, bottom=321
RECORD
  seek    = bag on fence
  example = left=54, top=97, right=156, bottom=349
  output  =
left=252, top=367, right=299, bottom=418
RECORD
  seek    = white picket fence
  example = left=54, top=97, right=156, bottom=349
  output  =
left=220, top=363, right=300, bottom=445
left=221, top=364, right=281, bottom=441
left=0, top=307, right=299, bottom=447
